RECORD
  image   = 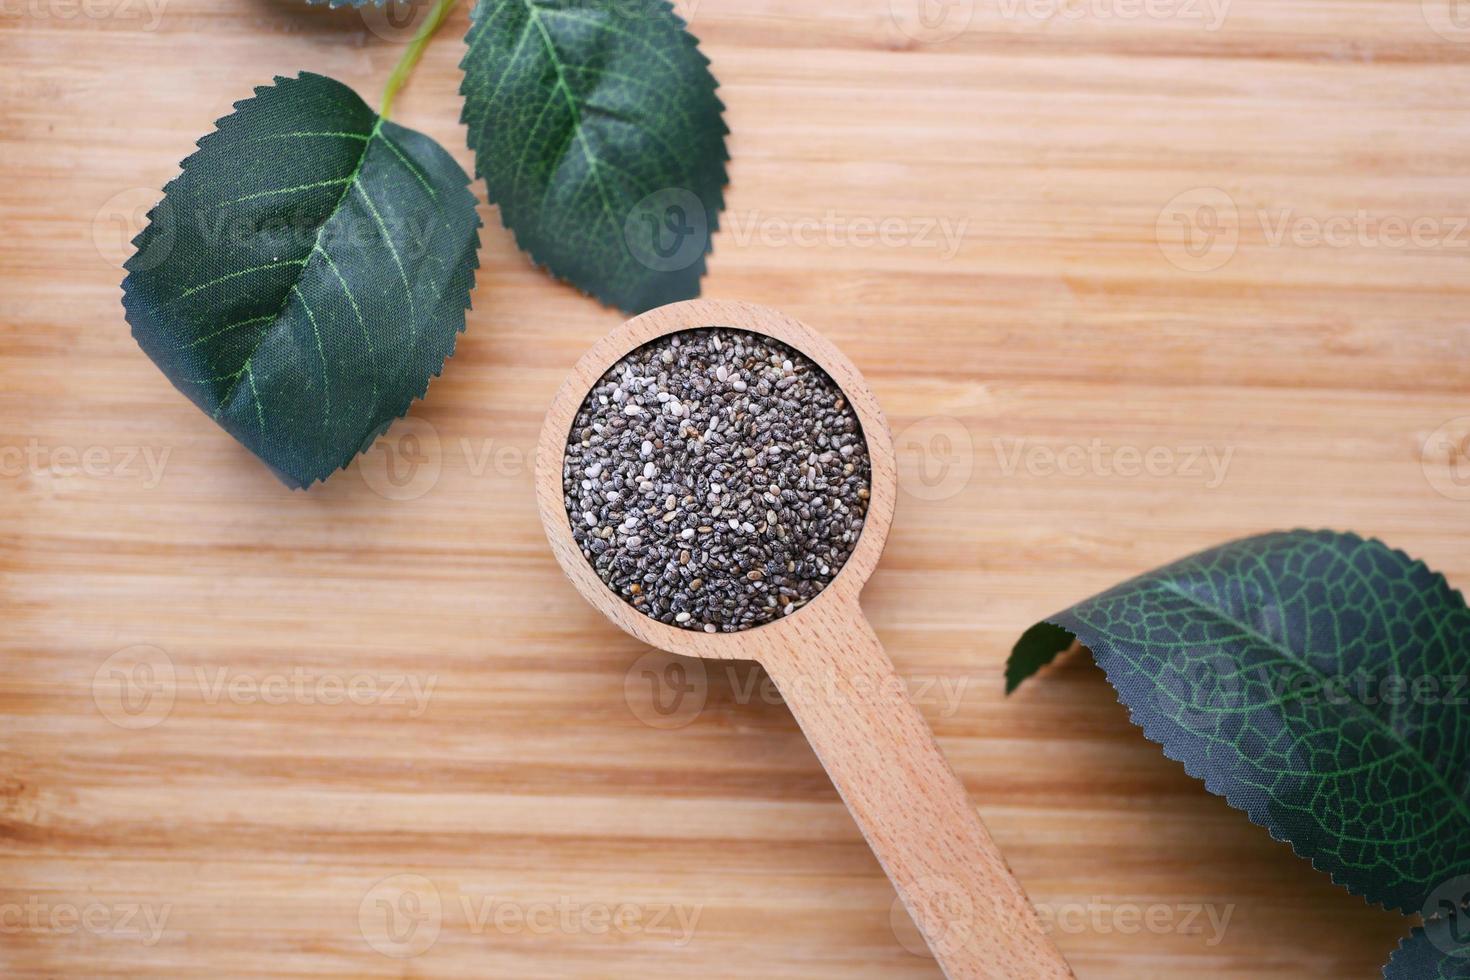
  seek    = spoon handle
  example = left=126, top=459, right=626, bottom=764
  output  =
left=759, top=603, right=1072, bottom=980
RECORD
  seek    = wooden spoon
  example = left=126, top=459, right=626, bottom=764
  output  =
left=536, top=299, right=1072, bottom=979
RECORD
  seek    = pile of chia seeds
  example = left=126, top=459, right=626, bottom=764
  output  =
left=563, top=327, right=871, bottom=633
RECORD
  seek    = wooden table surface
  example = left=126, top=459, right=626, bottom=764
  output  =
left=3, top=0, right=1468, bottom=976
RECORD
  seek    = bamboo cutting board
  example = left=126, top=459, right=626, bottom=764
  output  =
left=2, top=1, right=1468, bottom=976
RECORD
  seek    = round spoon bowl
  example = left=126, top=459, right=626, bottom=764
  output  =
left=535, top=298, right=896, bottom=658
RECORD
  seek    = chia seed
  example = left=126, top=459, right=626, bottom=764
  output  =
left=563, top=327, right=871, bottom=633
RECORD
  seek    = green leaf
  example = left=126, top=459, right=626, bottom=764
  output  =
left=122, top=72, right=481, bottom=488
left=1384, top=926, right=1470, bottom=979
left=459, top=0, right=728, bottom=313
left=1007, top=621, right=1076, bottom=694
left=1005, top=530, right=1470, bottom=913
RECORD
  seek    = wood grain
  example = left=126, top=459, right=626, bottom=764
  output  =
left=3, top=0, right=1469, bottom=977
left=535, top=299, right=1070, bottom=977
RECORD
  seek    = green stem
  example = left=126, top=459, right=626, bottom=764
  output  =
left=379, top=0, right=462, bottom=121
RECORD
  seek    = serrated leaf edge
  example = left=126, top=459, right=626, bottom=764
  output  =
left=457, top=0, right=729, bottom=313
left=1009, top=529, right=1470, bottom=916
left=120, top=71, right=483, bottom=489
left=1380, top=924, right=1470, bottom=979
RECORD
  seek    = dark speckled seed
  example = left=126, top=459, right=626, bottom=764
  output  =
left=562, top=328, right=871, bottom=633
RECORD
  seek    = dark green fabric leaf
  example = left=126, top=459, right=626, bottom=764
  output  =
left=122, top=72, right=481, bottom=488
left=1007, top=621, right=1076, bottom=694
left=1005, top=530, right=1470, bottom=913
left=459, top=0, right=728, bottom=313
left=1384, top=926, right=1470, bottom=979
